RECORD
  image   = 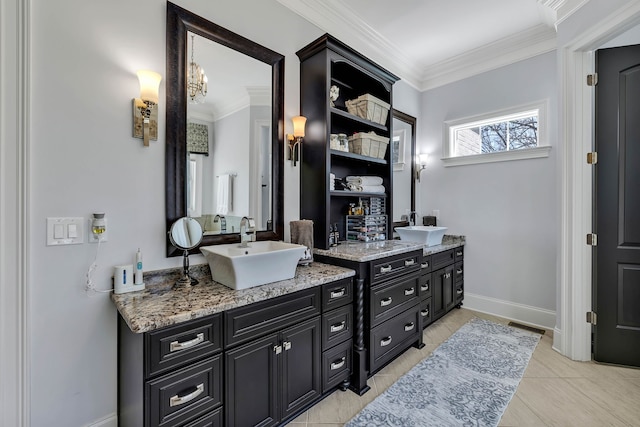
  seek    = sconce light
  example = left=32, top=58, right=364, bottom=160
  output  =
left=415, top=153, right=429, bottom=182
left=133, top=70, right=162, bottom=147
left=287, top=115, right=307, bottom=167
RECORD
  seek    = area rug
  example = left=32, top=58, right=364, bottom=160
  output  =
left=345, top=317, right=541, bottom=426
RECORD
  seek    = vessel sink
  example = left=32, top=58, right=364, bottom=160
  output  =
left=200, top=241, right=307, bottom=290
left=395, top=226, right=448, bottom=246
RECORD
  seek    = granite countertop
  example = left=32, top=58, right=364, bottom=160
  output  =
left=112, top=262, right=355, bottom=334
left=314, top=235, right=466, bottom=262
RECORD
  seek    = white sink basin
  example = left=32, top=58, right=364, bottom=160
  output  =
left=200, top=241, right=307, bottom=290
left=395, top=226, right=448, bottom=246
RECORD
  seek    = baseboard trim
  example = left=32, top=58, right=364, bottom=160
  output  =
left=85, top=413, right=117, bottom=427
left=463, top=292, right=556, bottom=330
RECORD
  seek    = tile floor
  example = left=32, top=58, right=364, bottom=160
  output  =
left=288, top=308, right=640, bottom=426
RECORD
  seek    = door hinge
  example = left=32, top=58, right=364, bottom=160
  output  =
left=587, top=73, right=598, bottom=86
left=587, top=152, right=598, bottom=165
left=587, top=233, right=598, bottom=246
left=586, top=311, right=597, bottom=325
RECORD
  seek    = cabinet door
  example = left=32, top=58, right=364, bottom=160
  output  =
left=225, top=333, right=279, bottom=427
left=432, top=265, right=454, bottom=320
left=281, top=317, right=322, bottom=421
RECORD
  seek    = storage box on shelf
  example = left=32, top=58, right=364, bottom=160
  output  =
left=346, top=215, right=387, bottom=242
left=345, top=94, right=390, bottom=125
left=348, top=132, right=389, bottom=159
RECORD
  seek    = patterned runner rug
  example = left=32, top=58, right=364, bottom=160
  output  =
left=346, top=317, right=541, bottom=426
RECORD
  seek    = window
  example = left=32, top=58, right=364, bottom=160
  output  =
left=443, top=101, right=550, bottom=166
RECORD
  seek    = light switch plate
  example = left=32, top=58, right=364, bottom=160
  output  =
left=46, top=217, right=84, bottom=246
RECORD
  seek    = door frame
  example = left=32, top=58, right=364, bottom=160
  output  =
left=558, top=2, right=640, bottom=361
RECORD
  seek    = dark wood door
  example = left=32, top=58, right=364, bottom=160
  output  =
left=225, top=333, right=279, bottom=427
left=432, top=265, right=453, bottom=320
left=280, top=317, right=322, bottom=421
left=594, top=44, right=640, bottom=367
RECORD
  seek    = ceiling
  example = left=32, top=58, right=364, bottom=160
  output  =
left=277, top=0, right=589, bottom=90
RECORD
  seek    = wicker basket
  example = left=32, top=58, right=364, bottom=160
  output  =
left=345, top=94, right=390, bottom=125
left=348, top=132, right=389, bottom=159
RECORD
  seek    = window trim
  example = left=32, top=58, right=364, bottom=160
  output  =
left=442, top=100, right=550, bottom=167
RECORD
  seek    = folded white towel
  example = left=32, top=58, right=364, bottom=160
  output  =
left=217, top=174, right=232, bottom=215
left=346, top=183, right=385, bottom=193
left=346, top=176, right=383, bottom=186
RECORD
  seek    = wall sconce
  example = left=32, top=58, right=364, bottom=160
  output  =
left=133, top=70, right=162, bottom=147
left=415, top=153, right=428, bottom=182
left=287, top=115, right=307, bottom=166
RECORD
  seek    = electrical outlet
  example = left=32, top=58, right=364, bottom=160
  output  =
left=432, top=210, right=440, bottom=219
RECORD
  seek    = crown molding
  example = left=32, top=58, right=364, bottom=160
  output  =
left=278, top=0, right=584, bottom=91
left=420, top=25, right=558, bottom=91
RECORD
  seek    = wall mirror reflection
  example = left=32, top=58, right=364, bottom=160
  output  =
left=391, top=109, right=416, bottom=228
left=166, top=2, right=285, bottom=257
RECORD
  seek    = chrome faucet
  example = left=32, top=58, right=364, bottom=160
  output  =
left=239, top=217, right=256, bottom=248
left=214, top=214, right=226, bottom=232
left=409, top=211, right=417, bottom=226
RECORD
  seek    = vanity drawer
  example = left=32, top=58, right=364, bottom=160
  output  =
left=224, top=287, right=321, bottom=347
left=420, top=297, right=433, bottom=328
left=420, top=255, right=432, bottom=273
left=369, top=305, right=420, bottom=373
left=147, top=314, right=222, bottom=378
left=322, top=304, right=353, bottom=350
left=456, top=282, right=464, bottom=304
left=321, top=278, right=353, bottom=311
left=183, top=407, right=222, bottom=427
left=419, top=273, right=432, bottom=300
left=431, top=249, right=455, bottom=271
left=455, top=246, right=464, bottom=261
left=455, top=261, right=464, bottom=282
left=146, top=355, right=222, bottom=427
left=370, top=274, right=420, bottom=327
left=370, top=251, right=421, bottom=285
left=322, top=339, right=352, bottom=393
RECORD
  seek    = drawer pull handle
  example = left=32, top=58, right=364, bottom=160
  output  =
left=421, top=309, right=430, bottom=317
left=170, top=333, right=204, bottom=353
left=457, top=269, right=463, bottom=275
left=380, top=336, right=393, bottom=347
left=404, top=322, right=415, bottom=332
left=404, top=259, right=416, bottom=267
left=380, top=265, right=393, bottom=274
left=283, top=341, right=292, bottom=351
left=330, top=321, right=346, bottom=333
left=330, top=357, right=346, bottom=370
left=421, top=284, right=429, bottom=291
left=456, top=251, right=463, bottom=257
left=444, top=273, right=451, bottom=279
left=330, top=288, right=345, bottom=298
left=456, top=289, right=464, bottom=295
left=404, top=288, right=415, bottom=296
left=421, top=262, right=429, bottom=269
left=380, top=297, right=393, bottom=307
left=274, top=345, right=282, bottom=354
left=169, top=383, right=204, bottom=407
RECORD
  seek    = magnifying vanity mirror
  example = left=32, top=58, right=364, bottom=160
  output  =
left=165, top=2, right=285, bottom=256
left=391, top=109, right=417, bottom=228
left=168, top=217, right=204, bottom=286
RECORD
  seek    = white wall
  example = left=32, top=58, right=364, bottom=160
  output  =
left=418, top=51, right=558, bottom=324
left=28, top=0, right=323, bottom=425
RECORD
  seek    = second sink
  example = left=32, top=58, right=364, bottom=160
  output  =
left=395, top=226, right=448, bottom=246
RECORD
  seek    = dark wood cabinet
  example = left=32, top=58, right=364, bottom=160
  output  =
left=297, top=34, right=399, bottom=249
left=118, top=278, right=353, bottom=427
left=224, top=317, right=321, bottom=426
left=429, top=248, right=463, bottom=323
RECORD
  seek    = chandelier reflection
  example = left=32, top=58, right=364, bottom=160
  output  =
left=187, top=34, right=208, bottom=104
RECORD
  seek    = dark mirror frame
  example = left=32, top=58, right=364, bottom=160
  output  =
left=391, top=109, right=416, bottom=229
left=166, top=2, right=285, bottom=257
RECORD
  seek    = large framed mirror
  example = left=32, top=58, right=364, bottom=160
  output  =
left=166, top=2, right=285, bottom=256
left=391, top=109, right=416, bottom=229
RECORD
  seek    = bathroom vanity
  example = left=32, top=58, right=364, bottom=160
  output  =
left=113, top=262, right=355, bottom=427
left=314, top=236, right=465, bottom=395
